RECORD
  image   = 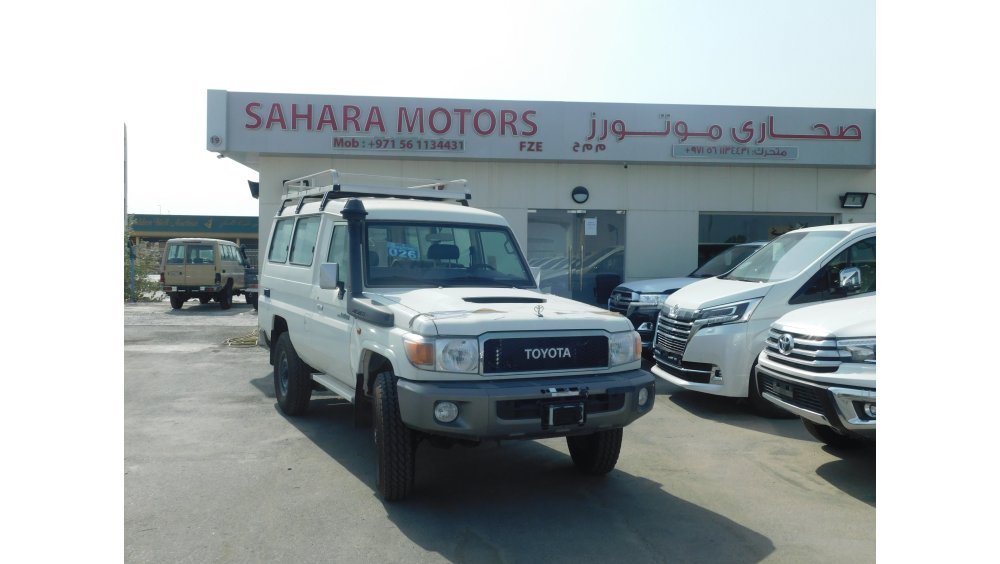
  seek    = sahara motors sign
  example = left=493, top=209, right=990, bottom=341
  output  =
left=207, top=90, right=874, bottom=167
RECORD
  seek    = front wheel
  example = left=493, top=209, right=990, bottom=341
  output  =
left=274, top=333, right=311, bottom=415
left=802, top=419, right=867, bottom=449
left=373, top=371, right=415, bottom=501
left=567, top=428, right=623, bottom=475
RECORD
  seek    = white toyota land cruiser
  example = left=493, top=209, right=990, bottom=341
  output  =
left=257, top=170, right=655, bottom=501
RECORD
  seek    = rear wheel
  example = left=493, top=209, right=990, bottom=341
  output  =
left=246, top=292, right=258, bottom=310
left=567, top=428, right=623, bottom=475
left=169, top=294, right=184, bottom=309
left=198, top=296, right=210, bottom=304
left=802, top=419, right=866, bottom=449
left=373, top=370, right=415, bottom=501
left=274, top=333, right=311, bottom=415
left=219, top=282, right=233, bottom=310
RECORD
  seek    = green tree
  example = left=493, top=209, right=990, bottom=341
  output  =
left=124, top=215, right=163, bottom=301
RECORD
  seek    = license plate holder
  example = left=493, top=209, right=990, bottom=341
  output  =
left=544, top=401, right=585, bottom=428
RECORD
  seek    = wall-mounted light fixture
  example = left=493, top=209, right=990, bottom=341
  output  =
left=840, top=192, right=872, bottom=209
left=571, top=186, right=589, bottom=204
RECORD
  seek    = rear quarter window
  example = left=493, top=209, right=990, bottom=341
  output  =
left=268, top=219, right=295, bottom=263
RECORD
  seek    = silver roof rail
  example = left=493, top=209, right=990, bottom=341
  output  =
left=279, top=169, right=470, bottom=214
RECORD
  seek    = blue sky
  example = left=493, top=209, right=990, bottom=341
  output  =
left=115, top=0, right=875, bottom=217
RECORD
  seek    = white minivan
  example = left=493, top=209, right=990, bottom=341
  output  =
left=650, top=223, right=875, bottom=416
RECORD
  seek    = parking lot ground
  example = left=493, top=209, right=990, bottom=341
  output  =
left=125, top=298, right=875, bottom=563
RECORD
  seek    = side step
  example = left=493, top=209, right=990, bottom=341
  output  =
left=311, top=372, right=356, bottom=403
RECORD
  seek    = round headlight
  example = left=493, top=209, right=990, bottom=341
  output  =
left=434, top=401, right=459, bottom=423
left=438, top=339, right=479, bottom=373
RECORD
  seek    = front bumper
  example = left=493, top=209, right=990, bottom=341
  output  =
left=756, top=360, right=875, bottom=439
left=395, top=369, right=656, bottom=441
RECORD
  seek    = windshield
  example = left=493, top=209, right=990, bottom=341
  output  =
left=722, top=231, right=845, bottom=283
left=690, top=244, right=762, bottom=278
left=365, top=221, right=535, bottom=288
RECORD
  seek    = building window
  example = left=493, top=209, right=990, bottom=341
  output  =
left=698, top=213, right=834, bottom=266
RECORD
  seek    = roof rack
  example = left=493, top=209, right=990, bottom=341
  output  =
left=278, top=169, right=471, bottom=215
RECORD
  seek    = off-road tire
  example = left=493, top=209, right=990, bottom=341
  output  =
left=749, top=364, right=797, bottom=418
left=274, top=333, right=311, bottom=415
left=567, top=428, right=623, bottom=475
left=802, top=419, right=866, bottom=449
left=219, top=282, right=233, bottom=310
left=169, top=294, right=184, bottom=309
left=373, top=371, right=415, bottom=501
left=198, top=296, right=210, bottom=304
left=246, top=292, right=258, bottom=310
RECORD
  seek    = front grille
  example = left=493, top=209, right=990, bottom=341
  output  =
left=608, top=289, right=633, bottom=314
left=761, top=329, right=840, bottom=373
left=482, top=335, right=609, bottom=374
left=496, top=393, right=625, bottom=420
left=757, top=373, right=825, bottom=413
left=655, top=314, right=693, bottom=356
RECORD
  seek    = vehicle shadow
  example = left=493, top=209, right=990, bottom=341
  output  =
left=662, top=384, right=876, bottom=507
left=268, top=394, right=778, bottom=563
left=816, top=445, right=877, bottom=507
left=163, top=301, right=257, bottom=316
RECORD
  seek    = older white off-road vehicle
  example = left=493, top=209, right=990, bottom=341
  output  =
left=257, top=170, right=655, bottom=501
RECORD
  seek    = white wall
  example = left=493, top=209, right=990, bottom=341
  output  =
left=254, top=157, right=875, bottom=280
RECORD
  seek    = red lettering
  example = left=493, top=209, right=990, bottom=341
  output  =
left=265, top=103, right=287, bottom=129
left=244, top=103, right=262, bottom=129
left=343, top=105, right=361, bottom=132
left=398, top=107, right=424, bottom=133
left=366, top=106, right=386, bottom=133
left=291, top=104, right=312, bottom=131
left=454, top=108, right=471, bottom=134
left=521, top=111, right=538, bottom=136
left=429, top=107, right=451, bottom=134
left=474, top=109, right=496, bottom=135
left=317, top=105, right=338, bottom=131
left=500, top=110, right=518, bottom=136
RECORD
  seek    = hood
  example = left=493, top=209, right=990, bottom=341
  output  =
left=617, top=277, right=701, bottom=294
left=664, top=276, right=776, bottom=310
left=368, top=287, right=631, bottom=336
left=772, top=295, right=876, bottom=338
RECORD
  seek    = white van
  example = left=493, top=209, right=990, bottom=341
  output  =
left=650, top=223, right=875, bottom=416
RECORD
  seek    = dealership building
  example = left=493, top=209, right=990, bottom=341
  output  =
left=205, top=90, right=875, bottom=305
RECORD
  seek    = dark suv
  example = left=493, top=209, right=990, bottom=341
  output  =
left=608, top=242, right=765, bottom=351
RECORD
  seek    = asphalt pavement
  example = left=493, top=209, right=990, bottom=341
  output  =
left=125, top=297, right=875, bottom=563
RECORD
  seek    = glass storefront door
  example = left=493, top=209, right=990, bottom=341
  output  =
left=527, top=209, right=625, bottom=306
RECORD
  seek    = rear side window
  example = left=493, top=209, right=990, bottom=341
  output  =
left=289, top=216, right=321, bottom=266
left=268, top=219, right=295, bottom=263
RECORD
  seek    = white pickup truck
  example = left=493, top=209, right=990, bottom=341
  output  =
left=755, top=294, right=875, bottom=447
left=256, top=170, right=655, bottom=500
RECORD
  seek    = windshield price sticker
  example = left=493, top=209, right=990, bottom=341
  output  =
left=387, top=242, right=419, bottom=260
left=333, top=137, right=465, bottom=152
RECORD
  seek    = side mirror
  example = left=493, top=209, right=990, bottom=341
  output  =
left=839, top=266, right=861, bottom=291
left=320, top=263, right=341, bottom=290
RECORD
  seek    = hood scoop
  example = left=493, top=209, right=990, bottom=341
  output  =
left=463, top=297, right=547, bottom=304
